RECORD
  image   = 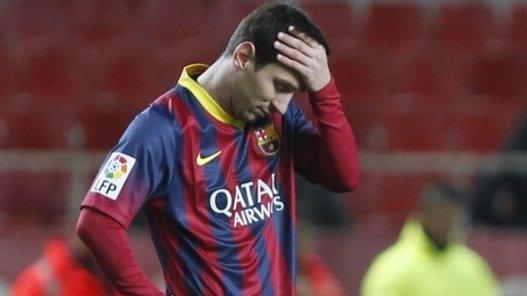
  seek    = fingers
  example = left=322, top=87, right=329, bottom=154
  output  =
left=274, top=27, right=329, bottom=91
left=277, top=31, right=315, bottom=57
left=287, top=26, right=320, bottom=49
left=276, top=53, right=309, bottom=74
left=274, top=40, right=311, bottom=66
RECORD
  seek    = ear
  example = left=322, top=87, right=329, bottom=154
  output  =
left=233, top=42, right=256, bottom=70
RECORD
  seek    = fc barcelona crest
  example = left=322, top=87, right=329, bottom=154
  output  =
left=253, top=123, right=280, bottom=155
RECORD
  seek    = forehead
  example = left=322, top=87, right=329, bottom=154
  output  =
left=257, top=62, right=303, bottom=90
left=428, top=199, right=462, bottom=214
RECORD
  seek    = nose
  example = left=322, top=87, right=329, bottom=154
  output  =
left=271, top=95, right=293, bottom=114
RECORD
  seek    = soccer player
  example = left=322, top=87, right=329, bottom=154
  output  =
left=76, top=3, right=359, bottom=295
left=361, top=184, right=498, bottom=296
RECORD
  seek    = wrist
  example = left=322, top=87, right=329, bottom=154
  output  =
left=309, top=76, right=332, bottom=93
left=309, top=77, right=338, bottom=100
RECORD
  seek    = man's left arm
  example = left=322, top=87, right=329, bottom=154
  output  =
left=275, top=26, right=360, bottom=192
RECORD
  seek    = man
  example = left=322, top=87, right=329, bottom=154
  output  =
left=472, top=107, right=527, bottom=227
left=361, top=184, right=498, bottom=296
left=77, top=3, right=359, bottom=295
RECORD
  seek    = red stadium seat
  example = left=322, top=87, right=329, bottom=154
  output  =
left=140, top=0, right=218, bottom=44
left=301, top=0, right=357, bottom=57
left=0, top=45, right=13, bottom=99
left=77, top=42, right=158, bottom=109
left=351, top=172, right=443, bottom=221
left=333, top=50, right=408, bottom=95
left=451, top=114, right=510, bottom=152
left=403, top=52, right=469, bottom=96
left=11, top=39, right=78, bottom=96
left=508, top=5, right=527, bottom=53
left=3, top=111, right=78, bottom=149
left=339, top=93, right=387, bottom=150
left=470, top=51, right=527, bottom=97
left=300, top=0, right=355, bottom=44
left=469, top=231, right=527, bottom=279
left=433, top=4, right=495, bottom=54
left=1, top=0, right=69, bottom=42
left=104, top=51, right=156, bottom=103
left=215, top=0, right=268, bottom=42
left=386, top=114, right=445, bottom=151
left=73, top=41, right=177, bottom=114
left=372, top=94, right=466, bottom=150
left=67, top=48, right=104, bottom=106
left=331, top=51, right=412, bottom=96
left=372, top=92, right=525, bottom=152
left=0, top=171, right=70, bottom=224
left=365, top=3, right=424, bottom=54
left=77, top=109, right=134, bottom=150
left=0, top=1, right=7, bottom=34
left=63, top=0, right=143, bottom=44
left=370, top=53, right=409, bottom=94
left=378, top=174, right=444, bottom=220
left=0, top=117, right=7, bottom=149
left=447, top=97, right=524, bottom=151
left=64, top=0, right=140, bottom=44
left=152, top=37, right=223, bottom=86
left=330, top=56, right=374, bottom=94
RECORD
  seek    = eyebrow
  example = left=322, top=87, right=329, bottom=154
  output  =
left=275, top=78, right=301, bottom=93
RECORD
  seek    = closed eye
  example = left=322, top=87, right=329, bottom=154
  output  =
left=274, top=81, right=295, bottom=93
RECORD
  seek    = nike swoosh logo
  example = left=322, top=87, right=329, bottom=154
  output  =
left=196, top=151, right=222, bottom=166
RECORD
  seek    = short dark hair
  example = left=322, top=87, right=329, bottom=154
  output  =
left=420, top=183, right=466, bottom=208
left=223, top=2, right=330, bottom=69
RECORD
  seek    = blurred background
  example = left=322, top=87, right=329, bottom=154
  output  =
left=1, top=0, right=527, bottom=295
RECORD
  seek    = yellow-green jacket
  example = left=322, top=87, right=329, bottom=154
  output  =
left=361, top=220, right=498, bottom=296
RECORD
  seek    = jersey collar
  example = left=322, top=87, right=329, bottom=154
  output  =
left=178, top=64, right=245, bottom=129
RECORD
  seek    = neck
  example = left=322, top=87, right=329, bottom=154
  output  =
left=196, top=58, right=235, bottom=116
left=422, top=226, right=448, bottom=251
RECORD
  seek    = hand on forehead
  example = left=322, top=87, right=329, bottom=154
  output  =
left=273, top=26, right=331, bottom=92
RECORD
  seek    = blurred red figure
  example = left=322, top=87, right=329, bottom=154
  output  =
left=297, top=251, right=346, bottom=296
left=11, top=238, right=109, bottom=296
left=296, top=219, right=346, bottom=296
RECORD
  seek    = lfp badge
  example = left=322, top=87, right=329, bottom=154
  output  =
left=91, top=152, right=136, bottom=200
left=254, top=123, right=280, bottom=155
left=105, top=154, right=129, bottom=179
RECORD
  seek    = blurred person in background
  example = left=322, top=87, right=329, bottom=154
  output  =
left=296, top=175, right=348, bottom=296
left=361, top=183, right=498, bottom=296
left=10, top=236, right=112, bottom=296
left=472, top=110, right=527, bottom=227
left=296, top=221, right=346, bottom=296
left=76, top=2, right=359, bottom=295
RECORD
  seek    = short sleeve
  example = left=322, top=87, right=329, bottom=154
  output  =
left=81, top=104, right=176, bottom=227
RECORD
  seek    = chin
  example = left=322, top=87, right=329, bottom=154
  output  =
left=243, top=113, right=257, bottom=123
left=241, top=110, right=267, bottom=123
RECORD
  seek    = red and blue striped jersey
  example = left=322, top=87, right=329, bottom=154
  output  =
left=82, top=64, right=359, bottom=295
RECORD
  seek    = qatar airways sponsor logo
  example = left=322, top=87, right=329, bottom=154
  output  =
left=209, top=173, right=284, bottom=228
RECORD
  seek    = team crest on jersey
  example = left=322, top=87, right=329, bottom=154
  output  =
left=253, top=123, right=280, bottom=155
